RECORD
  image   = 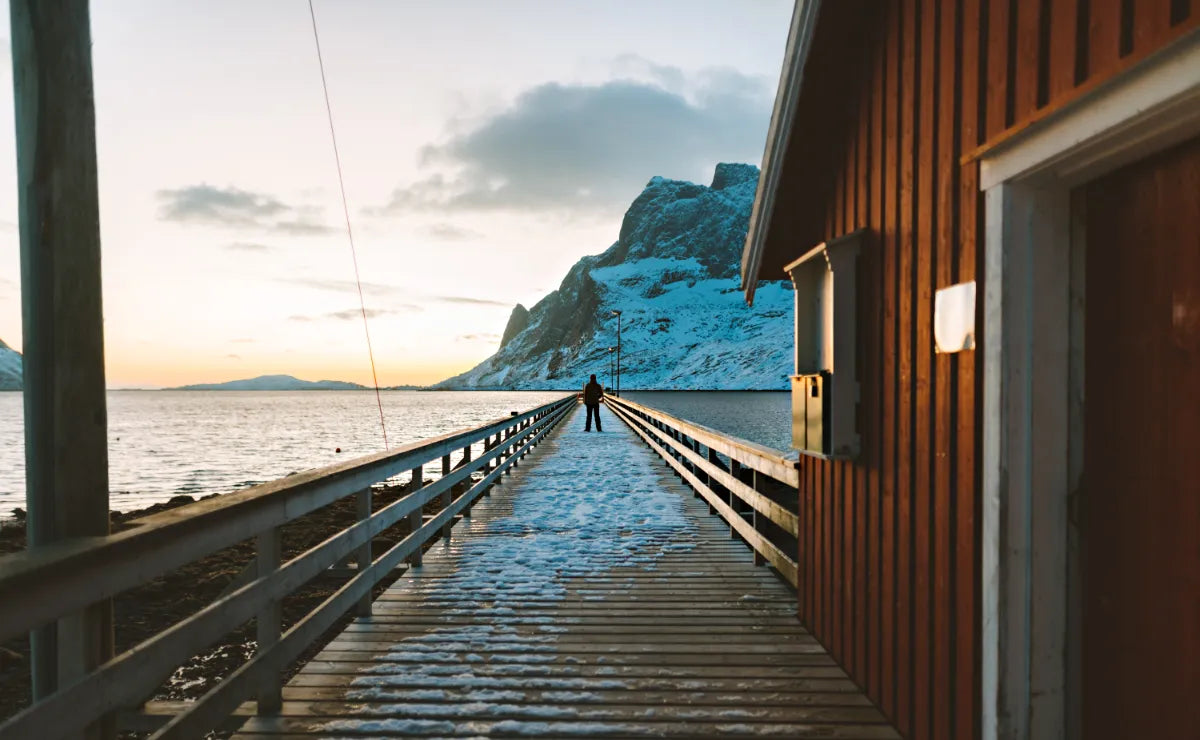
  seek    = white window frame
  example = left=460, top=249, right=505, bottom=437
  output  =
left=978, top=33, right=1200, bottom=740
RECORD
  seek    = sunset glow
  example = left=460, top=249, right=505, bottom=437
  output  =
left=0, top=0, right=792, bottom=387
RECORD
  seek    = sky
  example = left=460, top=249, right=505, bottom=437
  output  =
left=0, top=0, right=793, bottom=387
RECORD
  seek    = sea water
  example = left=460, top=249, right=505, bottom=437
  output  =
left=0, top=389, right=791, bottom=516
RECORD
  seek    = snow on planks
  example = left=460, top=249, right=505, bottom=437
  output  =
left=235, top=405, right=898, bottom=738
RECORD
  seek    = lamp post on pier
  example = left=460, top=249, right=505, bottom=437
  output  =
left=607, top=347, right=615, bottom=393
left=611, top=310, right=622, bottom=397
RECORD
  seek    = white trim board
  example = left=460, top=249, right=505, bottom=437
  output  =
left=981, top=30, right=1200, bottom=190
left=978, top=31, right=1200, bottom=740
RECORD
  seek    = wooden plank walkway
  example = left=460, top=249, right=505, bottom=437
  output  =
left=236, top=405, right=898, bottom=738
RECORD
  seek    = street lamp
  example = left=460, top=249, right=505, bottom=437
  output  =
left=607, top=347, right=615, bottom=393
left=611, top=310, right=622, bottom=397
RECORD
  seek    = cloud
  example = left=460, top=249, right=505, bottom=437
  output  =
left=226, top=242, right=272, bottom=252
left=273, top=219, right=335, bottom=236
left=437, top=296, right=509, bottom=307
left=225, top=353, right=241, bottom=360
left=288, top=306, right=421, bottom=322
left=373, top=64, right=771, bottom=216
left=324, top=308, right=391, bottom=321
left=282, top=278, right=404, bottom=298
left=158, top=185, right=284, bottom=224
left=426, top=223, right=482, bottom=241
left=230, top=338, right=256, bottom=344
left=281, top=278, right=509, bottom=307
left=157, top=185, right=333, bottom=234
left=457, top=333, right=501, bottom=343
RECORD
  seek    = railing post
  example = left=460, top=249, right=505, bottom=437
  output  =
left=441, top=454, right=453, bottom=539
left=408, top=466, right=423, bottom=566
left=707, top=448, right=724, bottom=500
left=255, top=526, right=282, bottom=714
left=751, top=470, right=766, bottom=566
left=728, top=460, right=742, bottom=528
left=356, top=488, right=372, bottom=616
left=502, top=427, right=512, bottom=474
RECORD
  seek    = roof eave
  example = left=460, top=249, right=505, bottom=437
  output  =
left=740, top=0, right=824, bottom=305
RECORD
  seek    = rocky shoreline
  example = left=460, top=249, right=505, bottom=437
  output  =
left=0, top=473, right=474, bottom=733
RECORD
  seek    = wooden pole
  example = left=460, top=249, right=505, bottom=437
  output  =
left=440, top=455, right=452, bottom=539
left=408, top=466, right=423, bottom=565
left=254, top=527, right=282, bottom=713
left=355, top=487, right=372, bottom=616
left=616, top=313, right=622, bottom=396
left=10, top=0, right=113, bottom=717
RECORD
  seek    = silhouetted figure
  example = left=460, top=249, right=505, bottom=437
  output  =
left=583, top=374, right=604, bottom=432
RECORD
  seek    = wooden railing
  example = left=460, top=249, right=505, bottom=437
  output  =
left=605, top=395, right=800, bottom=587
left=0, top=394, right=576, bottom=739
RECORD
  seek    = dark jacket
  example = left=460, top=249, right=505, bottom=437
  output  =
left=583, top=380, right=603, bottom=405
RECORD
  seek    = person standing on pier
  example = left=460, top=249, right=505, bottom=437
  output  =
left=583, top=374, right=604, bottom=432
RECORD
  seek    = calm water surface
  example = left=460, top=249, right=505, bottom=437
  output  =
left=0, top=389, right=793, bottom=516
left=622, top=391, right=791, bottom=452
left=0, top=390, right=568, bottom=515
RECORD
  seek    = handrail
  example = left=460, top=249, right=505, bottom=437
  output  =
left=605, top=395, right=800, bottom=487
left=0, top=395, right=572, bottom=640
left=0, top=394, right=576, bottom=739
left=605, top=395, right=799, bottom=587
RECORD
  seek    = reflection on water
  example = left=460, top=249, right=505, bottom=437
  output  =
left=622, top=391, right=792, bottom=453
left=0, top=390, right=567, bottom=514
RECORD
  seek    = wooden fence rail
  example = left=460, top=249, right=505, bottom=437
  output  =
left=0, top=395, right=576, bottom=739
left=604, top=395, right=800, bottom=588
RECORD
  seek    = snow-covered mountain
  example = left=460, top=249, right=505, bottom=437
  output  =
left=0, top=338, right=21, bottom=391
left=435, top=163, right=793, bottom=391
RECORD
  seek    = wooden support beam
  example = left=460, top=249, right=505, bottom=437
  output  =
left=408, top=467, right=423, bottom=565
left=440, top=455, right=452, bottom=539
left=752, top=471, right=766, bottom=567
left=354, top=488, right=371, bottom=616
left=254, top=527, right=282, bottom=713
left=9, top=0, right=113, bottom=720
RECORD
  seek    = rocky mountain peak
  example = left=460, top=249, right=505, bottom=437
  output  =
left=710, top=162, right=760, bottom=191
left=434, top=163, right=792, bottom=391
left=500, top=304, right=531, bottom=348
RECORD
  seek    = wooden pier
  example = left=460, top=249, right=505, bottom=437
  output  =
left=0, top=396, right=898, bottom=738
left=234, top=405, right=896, bottom=738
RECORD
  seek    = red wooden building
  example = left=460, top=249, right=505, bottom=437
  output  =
left=741, top=1, right=1199, bottom=738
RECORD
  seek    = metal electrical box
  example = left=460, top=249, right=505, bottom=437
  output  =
left=791, top=372, right=831, bottom=455
left=785, top=230, right=865, bottom=461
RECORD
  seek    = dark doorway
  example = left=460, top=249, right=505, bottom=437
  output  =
left=1079, top=135, right=1200, bottom=739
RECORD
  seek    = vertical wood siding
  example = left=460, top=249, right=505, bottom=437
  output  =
left=780, top=1, right=1196, bottom=739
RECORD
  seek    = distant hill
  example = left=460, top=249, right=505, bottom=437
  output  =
left=168, top=374, right=367, bottom=391
left=434, top=163, right=792, bottom=391
left=0, top=338, right=21, bottom=391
